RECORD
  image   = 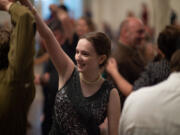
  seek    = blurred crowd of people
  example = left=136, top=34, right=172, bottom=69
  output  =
left=0, top=0, right=180, bottom=135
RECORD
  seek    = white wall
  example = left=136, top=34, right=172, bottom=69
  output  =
left=90, top=0, right=180, bottom=37
left=91, top=0, right=154, bottom=31
left=1, top=0, right=180, bottom=34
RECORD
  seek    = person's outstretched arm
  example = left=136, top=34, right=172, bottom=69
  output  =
left=20, top=0, right=75, bottom=87
left=106, top=58, right=133, bottom=96
left=8, top=2, right=36, bottom=79
left=0, top=0, right=36, bottom=77
left=0, top=0, right=36, bottom=126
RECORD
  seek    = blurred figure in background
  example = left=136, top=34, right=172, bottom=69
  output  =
left=119, top=49, right=180, bottom=135
left=170, top=9, right=180, bottom=26
left=107, top=17, right=146, bottom=108
left=170, top=9, right=177, bottom=25
left=76, top=16, right=96, bottom=37
left=102, top=21, right=114, bottom=41
left=106, top=25, right=180, bottom=98
left=140, top=2, right=154, bottom=42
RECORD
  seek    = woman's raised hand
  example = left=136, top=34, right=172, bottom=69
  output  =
left=18, top=0, right=34, bottom=11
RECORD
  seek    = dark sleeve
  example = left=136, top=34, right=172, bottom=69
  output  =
left=8, top=3, right=36, bottom=76
left=133, top=60, right=171, bottom=91
left=112, top=45, right=145, bottom=84
left=133, top=63, right=153, bottom=90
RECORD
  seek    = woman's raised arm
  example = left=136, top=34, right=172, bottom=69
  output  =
left=20, top=0, right=75, bottom=86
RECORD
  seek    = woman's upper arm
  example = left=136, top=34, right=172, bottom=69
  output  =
left=43, top=35, right=75, bottom=87
left=31, top=5, right=75, bottom=82
left=108, top=88, right=121, bottom=135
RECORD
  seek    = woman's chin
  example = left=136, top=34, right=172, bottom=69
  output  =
left=77, top=67, right=83, bottom=72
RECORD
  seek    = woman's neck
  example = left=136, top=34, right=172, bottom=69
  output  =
left=79, top=71, right=103, bottom=85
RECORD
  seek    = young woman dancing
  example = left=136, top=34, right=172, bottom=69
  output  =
left=20, top=0, right=120, bottom=134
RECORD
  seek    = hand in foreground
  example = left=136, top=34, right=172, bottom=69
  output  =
left=106, top=57, right=119, bottom=76
left=0, top=0, right=12, bottom=11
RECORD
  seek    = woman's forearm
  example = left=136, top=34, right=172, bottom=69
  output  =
left=19, top=0, right=53, bottom=40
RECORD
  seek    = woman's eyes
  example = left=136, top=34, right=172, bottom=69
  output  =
left=76, top=50, right=89, bottom=56
left=82, top=52, right=89, bottom=56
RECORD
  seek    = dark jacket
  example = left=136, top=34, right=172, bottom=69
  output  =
left=111, top=42, right=145, bottom=108
left=112, top=42, right=145, bottom=84
left=0, top=3, right=36, bottom=135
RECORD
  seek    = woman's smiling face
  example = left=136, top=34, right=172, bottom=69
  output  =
left=75, top=39, right=100, bottom=73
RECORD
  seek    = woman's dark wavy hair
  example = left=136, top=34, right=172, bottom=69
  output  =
left=0, top=27, right=11, bottom=70
left=157, top=25, right=180, bottom=60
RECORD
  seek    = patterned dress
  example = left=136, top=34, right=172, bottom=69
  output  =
left=49, top=68, right=114, bottom=135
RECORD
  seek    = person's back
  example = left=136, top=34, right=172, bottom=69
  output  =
left=119, top=50, right=180, bottom=135
left=119, top=75, right=180, bottom=135
left=0, top=2, right=36, bottom=135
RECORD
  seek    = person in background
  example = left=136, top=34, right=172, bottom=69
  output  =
left=140, top=2, right=154, bottom=42
left=106, top=25, right=180, bottom=97
left=0, top=0, right=36, bottom=135
left=76, top=16, right=96, bottom=37
left=170, top=9, right=178, bottom=26
left=107, top=17, right=146, bottom=108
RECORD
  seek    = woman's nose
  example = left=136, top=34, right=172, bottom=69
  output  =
left=75, top=53, right=81, bottom=61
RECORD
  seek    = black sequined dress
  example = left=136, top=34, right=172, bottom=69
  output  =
left=49, top=68, right=114, bottom=135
